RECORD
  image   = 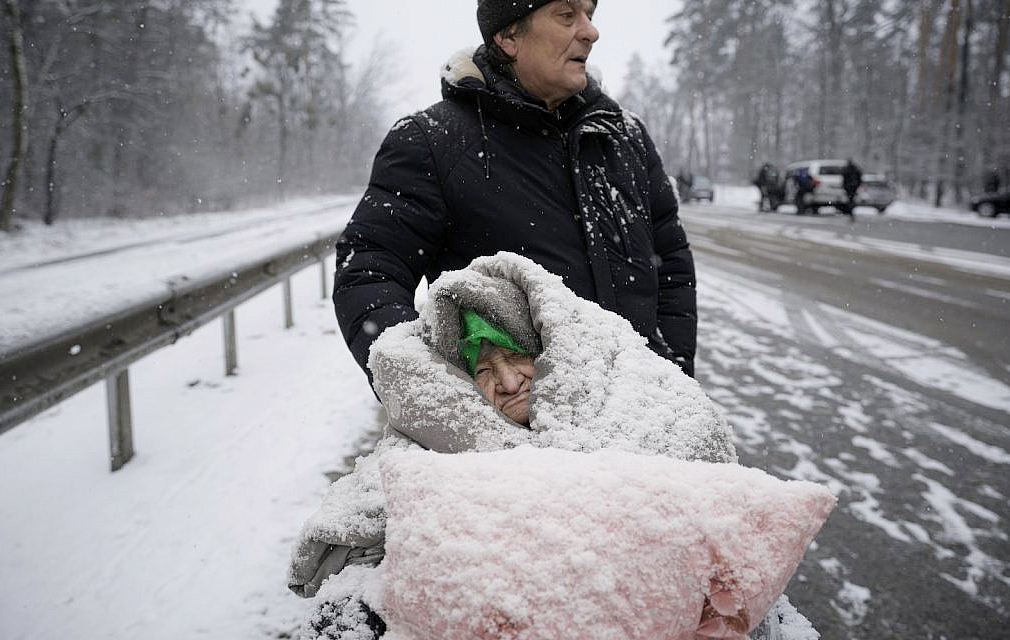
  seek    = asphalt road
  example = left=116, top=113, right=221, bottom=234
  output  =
left=681, top=202, right=1010, bottom=640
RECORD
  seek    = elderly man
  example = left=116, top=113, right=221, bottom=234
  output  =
left=333, top=0, right=697, bottom=383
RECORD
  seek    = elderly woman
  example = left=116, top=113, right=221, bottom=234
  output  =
left=459, top=309, right=537, bottom=426
left=289, top=252, right=804, bottom=639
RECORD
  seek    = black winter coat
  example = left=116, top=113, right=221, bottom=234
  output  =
left=333, top=47, right=697, bottom=379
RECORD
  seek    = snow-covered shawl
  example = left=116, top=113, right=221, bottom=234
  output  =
left=376, top=251, right=735, bottom=460
left=288, top=252, right=736, bottom=596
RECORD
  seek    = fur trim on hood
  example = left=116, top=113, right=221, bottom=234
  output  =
left=440, top=47, right=484, bottom=87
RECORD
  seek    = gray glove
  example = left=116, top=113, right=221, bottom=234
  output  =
left=288, top=536, right=385, bottom=598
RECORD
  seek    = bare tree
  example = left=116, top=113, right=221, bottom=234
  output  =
left=933, top=0, right=960, bottom=207
left=953, top=0, right=974, bottom=203
left=244, top=0, right=353, bottom=198
left=1, top=0, right=28, bottom=232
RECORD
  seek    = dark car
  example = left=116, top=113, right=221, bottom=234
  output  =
left=688, top=176, right=715, bottom=202
left=970, top=191, right=1010, bottom=218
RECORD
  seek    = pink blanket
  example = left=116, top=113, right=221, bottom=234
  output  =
left=377, top=447, right=835, bottom=640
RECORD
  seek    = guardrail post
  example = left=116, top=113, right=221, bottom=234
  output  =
left=223, top=310, right=238, bottom=375
left=283, top=277, right=294, bottom=329
left=320, top=258, right=328, bottom=299
left=106, top=369, right=134, bottom=472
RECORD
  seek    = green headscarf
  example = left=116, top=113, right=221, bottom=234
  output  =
left=458, top=309, right=528, bottom=377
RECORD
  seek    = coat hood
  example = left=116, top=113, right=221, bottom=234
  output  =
left=369, top=252, right=736, bottom=463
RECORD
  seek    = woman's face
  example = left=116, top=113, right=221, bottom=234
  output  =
left=474, top=344, right=536, bottom=425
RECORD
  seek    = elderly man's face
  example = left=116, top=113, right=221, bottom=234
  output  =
left=474, top=343, right=536, bottom=425
left=496, top=0, right=599, bottom=111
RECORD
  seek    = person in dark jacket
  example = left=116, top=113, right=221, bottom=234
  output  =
left=332, top=0, right=698, bottom=383
left=792, top=167, right=815, bottom=215
left=753, top=162, right=780, bottom=212
left=841, top=158, right=862, bottom=220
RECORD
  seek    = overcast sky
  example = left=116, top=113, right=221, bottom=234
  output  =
left=244, top=0, right=680, bottom=124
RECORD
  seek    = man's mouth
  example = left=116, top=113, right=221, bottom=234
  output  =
left=569, top=55, right=588, bottom=64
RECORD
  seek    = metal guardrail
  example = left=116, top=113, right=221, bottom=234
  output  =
left=0, top=229, right=343, bottom=470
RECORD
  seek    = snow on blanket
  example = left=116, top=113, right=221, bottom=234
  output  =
left=375, top=447, right=835, bottom=640
left=290, top=253, right=739, bottom=599
left=372, top=251, right=738, bottom=461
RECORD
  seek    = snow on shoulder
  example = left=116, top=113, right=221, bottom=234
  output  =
left=377, top=447, right=836, bottom=640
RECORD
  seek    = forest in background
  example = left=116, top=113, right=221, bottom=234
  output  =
left=622, top=0, right=1010, bottom=206
left=4, top=0, right=1010, bottom=231
left=0, top=0, right=386, bottom=231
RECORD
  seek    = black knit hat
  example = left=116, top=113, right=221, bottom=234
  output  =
left=476, top=0, right=554, bottom=44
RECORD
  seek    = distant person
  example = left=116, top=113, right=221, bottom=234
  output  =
left=793, top=167, right=815, bottom=215
left=841, top=158, right=863, bottom=221
left=332, top=0, right=699, bottom=384
left=676, top=168, right=695, bottom=200
left=753, top=162, right=780, bottom=212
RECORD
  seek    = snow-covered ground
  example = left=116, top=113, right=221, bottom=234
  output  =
left=1, top=189, right=1008, bottom=638
left=0, top=264, right=377, bottom=638
left=0, top=195, right=359, bottom=353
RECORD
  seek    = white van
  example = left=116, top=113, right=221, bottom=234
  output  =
left=783, top=159, right=850, bottom=213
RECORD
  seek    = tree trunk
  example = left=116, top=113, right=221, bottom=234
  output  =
left=45, top=133, right=58, bottom=225
left=686, top=91, right=698, bottom=172
left=915, top=0, right=944, bottom=203
left=983, top=0, right=1010, bottom=175
left=860, top=59, right=873, bottom=160
left=890, top=51, right=911, bottom=186
left=916, top=0, right=945, bottom=111
left=953, top=0, right=972, bottom=203
left=45, top=103, right=86, bottom=225
left=1, top=0, right=29, bottom=232
left=933, top=0, right=960, bottom=208
left=823, top=0, right=844, bottom=155
left=774, top=87, right=783, bottom=162
left=817, top=34, right=828, bottom=157
left=702, top=87, right=714, bottom=179
left=277, top=92, right=288, bottom=199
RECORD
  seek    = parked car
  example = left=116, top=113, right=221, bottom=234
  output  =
left=688, top=176, right=715, bottom=202
left=969, top=190, right=1010, bottom=218
left=783, top=159, right=850, bottom=214
left=856, top=174, right=897, bottom=213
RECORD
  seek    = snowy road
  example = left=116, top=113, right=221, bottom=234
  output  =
left=2, top=191, right=1009, bottom=639
left=682, top=199, right=1010, bottom=639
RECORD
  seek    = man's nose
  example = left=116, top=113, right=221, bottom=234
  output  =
left=578, top=14, right=599, bottom=44
left=495, top=364, right=525, bottom=393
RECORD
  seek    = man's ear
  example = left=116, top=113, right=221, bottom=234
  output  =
left=494, top=30, right=519, bottom=57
